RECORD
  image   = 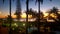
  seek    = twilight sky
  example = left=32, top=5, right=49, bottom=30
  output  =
left=0, top=0, right=60, bottom=18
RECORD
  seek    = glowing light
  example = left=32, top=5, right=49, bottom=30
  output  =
left=28, top=15, right=32, bottom=18
left=12, top=15, right=16, bottom=18
left=58, top=11, right=60, bottom=14
left=28, top=18, right=36, bottom=22
left=20, top=19, right=26, bottom=22
left=47, top=19, right=55, bottom=22
left=20, top=18, right=36, bottom=22
left=0, top=12, right=1, bottom=14
left=23, top=23, right=25, bottom=26
left=43, top=12, right=49, bottom=17
left=21, top=13, right=26, bottom=18
left=50, top=13, right=57, bottom=19
left=21, top=13, right=32, bottom=18
left=50, top=13, right=55, bottom=17
left=12, top=23, right=18, bottom=27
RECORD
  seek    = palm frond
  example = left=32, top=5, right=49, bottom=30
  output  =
left=50, top=0, right=52, bottom=1
left=35, top=0, right=43, bottom=4
left=35, top=0, right=37, bottom=5
left=30, top=0, right=34, bottom=1
left=3, top=0, right=5, bottom=3
left=40, top=0, right=43, bottom=4
left=13, top=0, right=14, bottom=2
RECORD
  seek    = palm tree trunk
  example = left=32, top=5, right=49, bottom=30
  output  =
left=9, top=0, right=12, bottom=34
left=10, top=0, right=11, bottom=17
left=37, top=2, right=40, bottom=34
left=26, top=0, right=29, bottom=34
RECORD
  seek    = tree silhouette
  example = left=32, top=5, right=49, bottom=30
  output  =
left=2, top=0, right=14, bottom=34
left=35, top=0, right=52, bottom=33
left=48, top=7, right=59, bottom=22
left=14, top=0, right=21, bottom=21
left=25, top=8, right=37, bottom=18
left=47, top=7, right=60, bottom=31
left=6, top=15, right=13, bottom=23
left=26, top=0, right=33, bottom=34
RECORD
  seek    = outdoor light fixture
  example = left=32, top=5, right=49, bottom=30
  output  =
left=12, top=23, right=18, bottom=27
left=23, top=23, right=25, bottom=26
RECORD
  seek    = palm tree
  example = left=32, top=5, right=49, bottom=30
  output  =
left=35, top=0, right=52, bottom=33
left=25, top=8, right=37, bottom=18
left=2, top=0, right=14, bottom=34
left=48, top=7, right=60, bottom=22
left=47, top=7, right=60, bottom=31
left=14, top=0, right=21, bottom=21
left=29, top=8, right=38, bottom=18
left=36, top=11, right=44, bottom=19
left=26, top=0, right=33, bottom=34
left=26, top=0, right=29, bottom=34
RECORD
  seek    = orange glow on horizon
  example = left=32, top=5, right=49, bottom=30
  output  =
left=0, top=13, right=32, bottom=18
left=21, top=13, right=32, bottom=18
left=0, top=16, right=5, bottom=18
left=12, top=15, right=16, bottom=18
left=58, top=11, right=60, bottom=14
left=43, top=12, right=49, bottom=17
left=0, top=12, right=1, bottom=14
left=50, top=13, right=57, bottom=19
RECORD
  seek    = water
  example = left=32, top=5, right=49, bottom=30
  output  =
left=14, top=18, right=36, bottom=22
